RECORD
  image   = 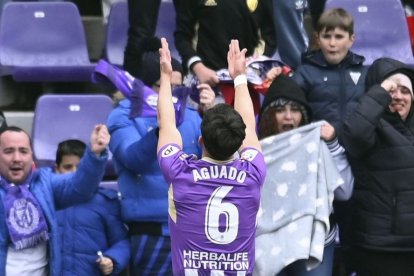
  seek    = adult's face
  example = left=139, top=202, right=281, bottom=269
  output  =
left=0, top=130, right=33, bottom=184
left=274, top=104, right=303, bottom=133
left=387, top=73, right=413, bottom=121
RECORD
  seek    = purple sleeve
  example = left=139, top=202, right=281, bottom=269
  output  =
left=157, top=143, right=189, bottom=184
left=239, top=148, right=266, bottom=186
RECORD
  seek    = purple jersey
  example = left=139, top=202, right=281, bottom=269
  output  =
left=158, top=144, right=266, bottom=276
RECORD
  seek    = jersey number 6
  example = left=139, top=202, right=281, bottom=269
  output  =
left=205, top=186, right=239, bottom=244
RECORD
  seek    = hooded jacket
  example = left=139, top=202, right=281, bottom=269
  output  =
left=292, top=50, right=367, bottom=140
left=343, top=57, right=414, bottom=251
left=107, top=99, right=202, bottom=227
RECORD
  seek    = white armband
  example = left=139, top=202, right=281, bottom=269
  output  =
left=234, top=74, right=247, bottom=88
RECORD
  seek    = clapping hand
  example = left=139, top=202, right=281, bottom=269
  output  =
left=90, top=124, right=110, bottom=156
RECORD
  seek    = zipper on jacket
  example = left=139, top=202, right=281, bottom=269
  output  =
left=391, top=194, right=397, bottom=234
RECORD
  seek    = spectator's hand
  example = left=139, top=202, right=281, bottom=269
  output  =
left=381, top=79, right=398, bottom=94
left=96, top=256, right=114, bottom=275
left=90, top=124, right=110, bottom=156
left=265, top=66, right=283, bottom=81
left=192, top=62, right=219, bottom=87
left=159, top=37, right=173, bottom=80
left=227, top=40, right=247, bottom=79
left=197, top=83, right=216, bottom=112
left=320, top=122, right=336, bottom=142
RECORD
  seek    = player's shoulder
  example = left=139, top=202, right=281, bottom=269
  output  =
left=159, top=143, right=196, bottom=161
left=239, top=148, right=262, bottom=162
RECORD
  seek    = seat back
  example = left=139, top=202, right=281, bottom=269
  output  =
left=32, top=94, right=114, bottom=170
left=105, top=0, right=179, bottom=67
left=0, top=2, right=90, bottom=66
left=325, top=0, right=414, bottom=65
left=105, top=1, right=128, bottom=67
left=156, top=0, right=179, bottom=59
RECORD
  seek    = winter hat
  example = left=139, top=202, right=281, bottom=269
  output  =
left=258, top=75, right=312, bottom=139
left=137, top=37, right=183, bottom=87
left=260, top=74, right=312, bottom=122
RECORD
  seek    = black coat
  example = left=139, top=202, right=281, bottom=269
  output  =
left=343, top=57, right=414, bottom=251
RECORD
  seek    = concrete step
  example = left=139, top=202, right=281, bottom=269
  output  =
left=4, top=111, right=34, bottom=135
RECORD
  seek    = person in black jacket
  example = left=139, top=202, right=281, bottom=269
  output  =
left=343, top=57, right=414, bottom=276
left=174, top=0, right=276, bottom=86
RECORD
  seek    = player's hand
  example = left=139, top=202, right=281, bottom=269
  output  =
left=96, top=256, right=114, bottom=275
left=227, top=39, right=247, bottom=80
left=90, top=124, right=110, bottom=156
left=159, top=37, right=173, bottom=79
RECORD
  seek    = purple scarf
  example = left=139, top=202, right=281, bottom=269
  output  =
left=92, top=60, right=199, bottom=125
left=0, top=173, right=49, bottom=250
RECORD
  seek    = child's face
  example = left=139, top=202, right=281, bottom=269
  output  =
left=274, top=104, right=303, bottom=133
left=56, top=154, right=81, bottom=174
left=317, top=27, right=355, bottom=65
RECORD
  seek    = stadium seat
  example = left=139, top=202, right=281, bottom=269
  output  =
left=104, top=0, right=180, bottom=67
left=325, top=0, right=414, bottom=65
left=32, top=94, right=116, bottom=178
left=104, top=1, right=128, bottom=67
left=0, top=2, right=95, bottom=82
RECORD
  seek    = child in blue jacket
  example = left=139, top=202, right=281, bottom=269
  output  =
left=56, top=139, right=130, bottom=275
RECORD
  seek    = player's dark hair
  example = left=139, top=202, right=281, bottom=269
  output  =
left=201, top=103, right=246, bottom=160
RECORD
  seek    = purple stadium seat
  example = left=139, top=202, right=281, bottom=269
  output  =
left=325, top=0, right=414, bottom=65
left=32, top=94, right=115, bottom=178
left=105, top=1, right=128, bottom=67
left=0, top=2, right=95, bottom=82
left=105, top=0, right=180, bottom=67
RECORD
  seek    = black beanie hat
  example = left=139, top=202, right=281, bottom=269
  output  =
left=137, top=37, right=183, bottom=87
left=260, top=74, right=312, bottom=121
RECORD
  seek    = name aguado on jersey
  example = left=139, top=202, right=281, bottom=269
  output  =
left=159, top=144, right=264, bottom=275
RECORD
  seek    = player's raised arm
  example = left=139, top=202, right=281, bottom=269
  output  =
left=157, top=38, right=183, bottom=152
left=227, top=39, right=261, bottom=152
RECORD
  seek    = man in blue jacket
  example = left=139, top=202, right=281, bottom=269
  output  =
left=0, top=124, right=109, bottom=275
left=107, top=38, right=215, bottom=275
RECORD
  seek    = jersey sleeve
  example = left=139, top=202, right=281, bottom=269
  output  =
left=157, top=143, right=194, bottom=184
left=239, top=147, right=267, bottom=186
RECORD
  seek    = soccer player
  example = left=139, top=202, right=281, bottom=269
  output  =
left=156, top=38, right=266, bottom=275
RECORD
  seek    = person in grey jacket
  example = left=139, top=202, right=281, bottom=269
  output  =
left=343, top=57, right=414, bottom=276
